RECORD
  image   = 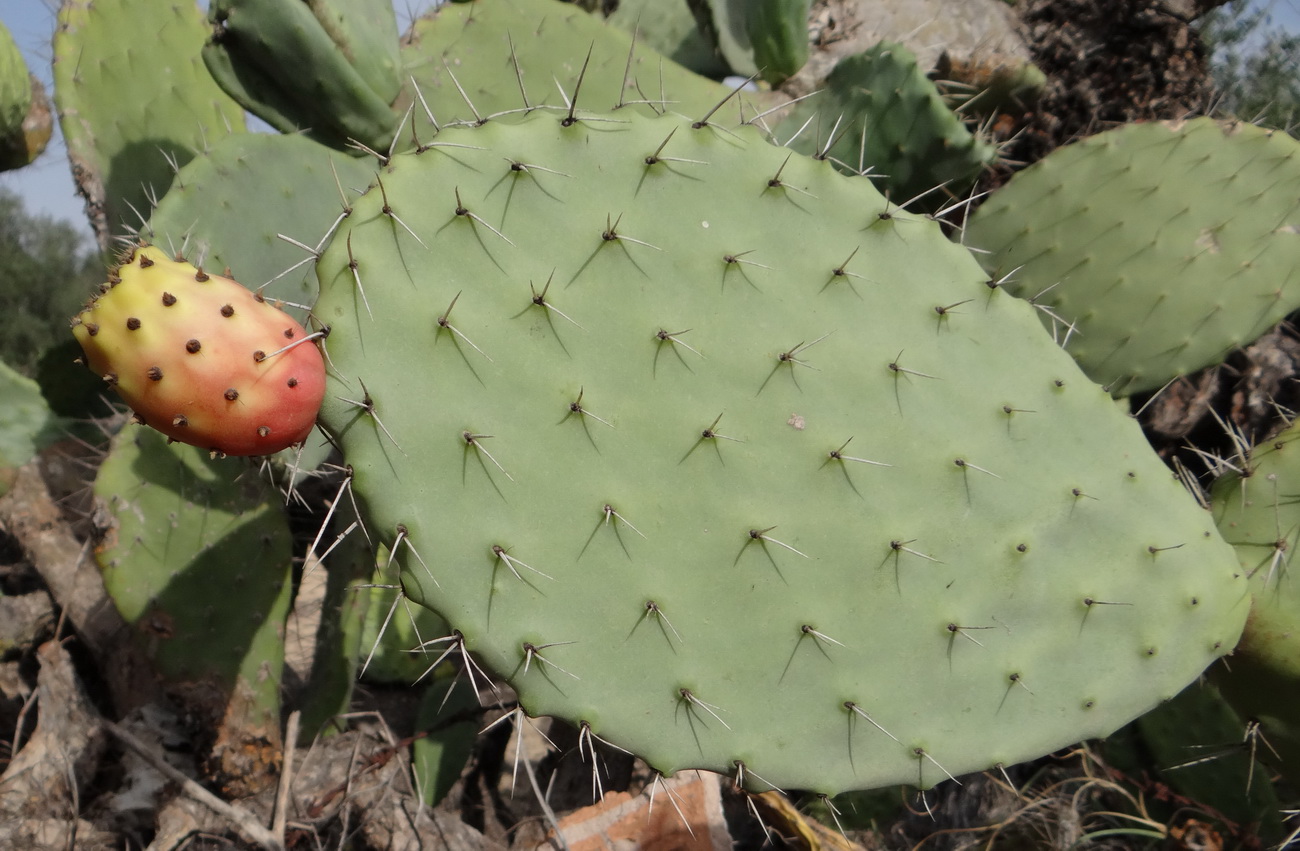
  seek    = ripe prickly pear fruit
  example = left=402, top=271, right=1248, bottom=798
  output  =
left=71, top=245, right=325, bottom=456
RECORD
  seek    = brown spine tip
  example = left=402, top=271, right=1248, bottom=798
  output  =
left=194, top=268, right=209, bottom=282
left=224, top=388, right=239, bottom=401
left=86, top=323, right=100, bottom=336
left=139, top=255, right=154, bottom=268
left=257, top=426, right=270, bottom=437
left=253, top=292, right=265, bottom=303
left=185, top=339, right=202, bottom=354
left=220, top=304, right=234, bottom=317
left=173, top=415, right=189, bottom=427
left=286, top=377, right=299, bottom=388
left=162, top=292, right=177, bottom=306
left=283, top=328, right=294, bottom=339
left=126, top=317, right=141, bottom=330
left=252, top=350, right=266, bottom=363
left=147, top=366, right=163, bottom=381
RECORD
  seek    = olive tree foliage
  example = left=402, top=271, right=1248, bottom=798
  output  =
left=1202, top=0, right=1300, bottom=130
left=0, top=186, right=101, bottom=374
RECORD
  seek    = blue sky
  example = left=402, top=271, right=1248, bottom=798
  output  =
left=2, top=0, right=1299, bottom=241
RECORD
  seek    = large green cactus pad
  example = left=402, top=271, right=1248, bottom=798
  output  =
left=313, top=110, right=1248, bottom=794
left=965, top=118, right=1300, bottom=396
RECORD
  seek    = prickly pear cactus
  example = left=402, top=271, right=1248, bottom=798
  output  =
left=1211, top=424, right=1300, bottom=784
left=312, top=109, right=1248, bottom=794
left=93, top=427, right=294, bottom=793
left=54, top=0, right=246, bottom=247
left=778, top=42, right=997, bottom=207
left=965, top=118, right=1300, bottom=396
left=71, top=246, right=326, bottom=456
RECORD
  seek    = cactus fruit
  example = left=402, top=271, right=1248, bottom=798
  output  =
left=54, top=0, right=246, bottom=247
left=312, top=108, right=1248, bottom=794
left=71, top=245, right=326, bottom=457
left=777, top=42, right=997, bottom=207
left=964, top=118, right=1300, bottom=396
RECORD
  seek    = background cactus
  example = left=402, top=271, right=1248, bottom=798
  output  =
left=0, top=21, right=50, bottom=172
left=686, top=0, right=811, bottom=85
left=202, top=0, right=402, bottom=153
left=964, top=117, right=1300, bottom=396
left=1210, top=422, right=1300, bottom=788
left=778, top=41, right=998, bottom=206
left=53, top=0, right=246, bottom=248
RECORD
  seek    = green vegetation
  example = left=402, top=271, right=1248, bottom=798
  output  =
left=0, top=187, right=100, bottom=374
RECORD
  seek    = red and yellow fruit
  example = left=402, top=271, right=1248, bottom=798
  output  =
left=72, top=245, right=325, bottom=456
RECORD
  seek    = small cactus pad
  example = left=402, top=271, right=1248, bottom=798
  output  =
left=313, top=110, right=1248, bottom=794
left=777, top=41, right=996, bottom=206
left=1211, top=426, right=1300, bottom=781
left=965, top=118, right=1300, bottom=395
left=72, top=246, right=325, bottom=456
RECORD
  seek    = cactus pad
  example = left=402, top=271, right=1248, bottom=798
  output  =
left=93, top=427, right=293, bottom=791
left=312, top=110, right=1248, bottom=794
left=54, top=0, right=245, bottom=246
left=777, top=41, right=996, bottom=206
left=1211, top=425, right=1300, bottom=782
left=965, top=118, right=1300, bottom=395
left=398, top=0, right=773, bottom=132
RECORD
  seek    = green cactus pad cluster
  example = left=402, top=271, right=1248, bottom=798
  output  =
left=778, top=41, right=997, bottom=207
left=93, top=427, right=293, bottom=789
left=1211, top=424, right=1300, bottom=784
left=964, top=118, right=1300, bottom=396
left=54, top=0, right=246, bottom=246
left=311, top=109, right=1248, bottom=794
left=398, top=0, right=774, bottom=133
